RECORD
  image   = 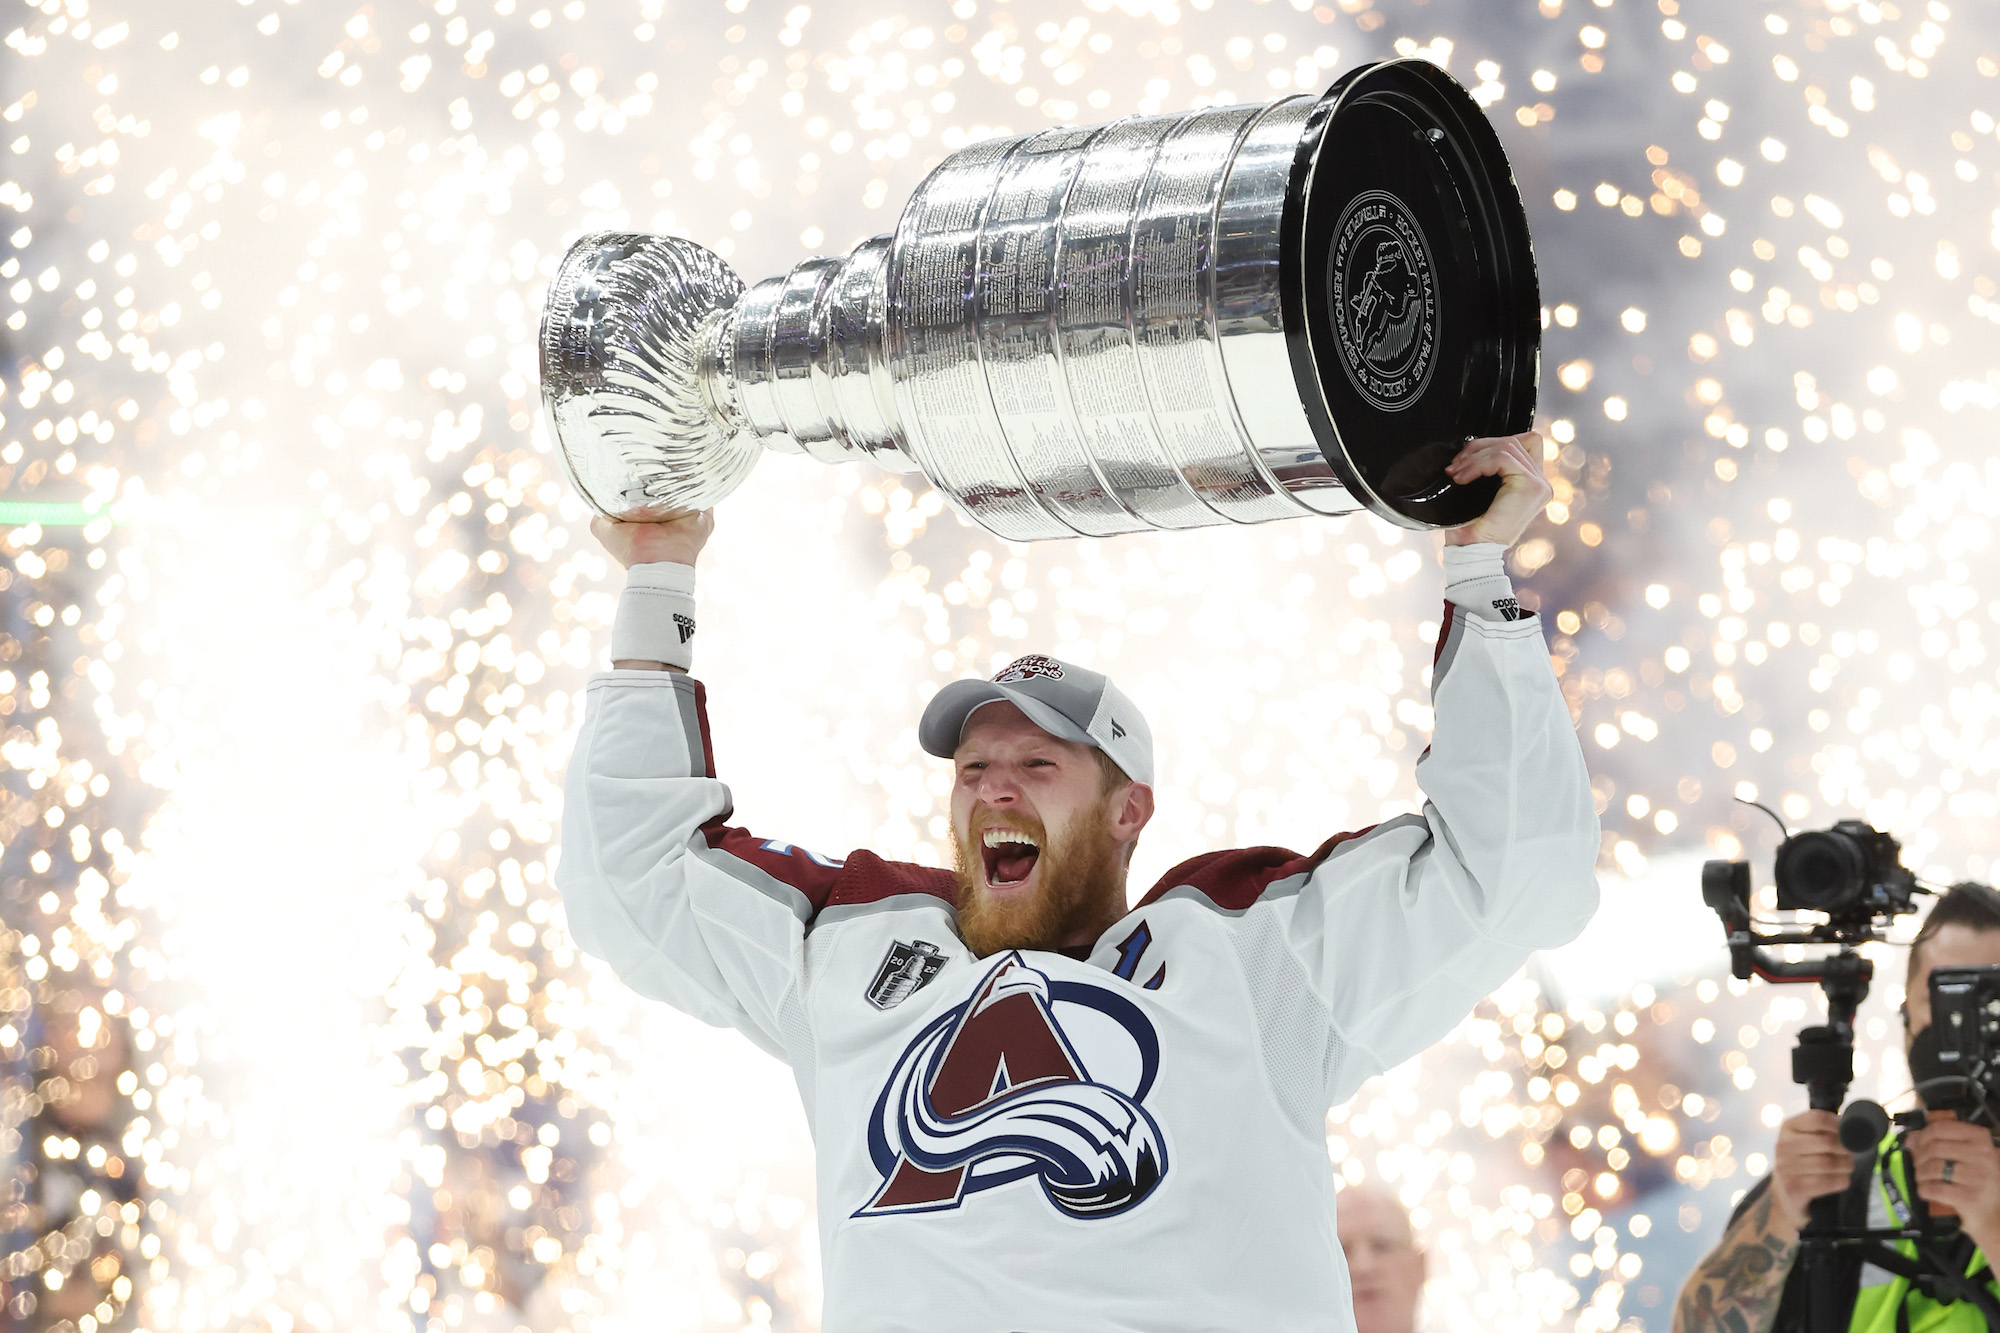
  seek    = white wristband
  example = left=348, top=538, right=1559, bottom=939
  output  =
left=610, top=561, right=698, bottom=668
left=1441, top=542, right=1527, bottom=623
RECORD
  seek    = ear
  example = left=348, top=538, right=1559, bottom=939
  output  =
left=1110, top=782, right=1155, bottom=847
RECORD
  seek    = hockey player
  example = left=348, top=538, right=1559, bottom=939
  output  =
left=559, top=432, right=1599, bottom=1331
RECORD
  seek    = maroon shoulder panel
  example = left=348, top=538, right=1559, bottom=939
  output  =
left=699, top=822, right=956, bottom=917
left=700, top=823, right=848, bottom=909
left=824, top=850, right=958, bottom=913
left=1134, top=826, right=1379, bottom=912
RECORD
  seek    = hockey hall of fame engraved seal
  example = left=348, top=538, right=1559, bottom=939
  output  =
left=1329, top=190, right=1440, bottom=414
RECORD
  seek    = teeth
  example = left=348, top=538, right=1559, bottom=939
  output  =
left=982, top=828, right=1040, bottom=850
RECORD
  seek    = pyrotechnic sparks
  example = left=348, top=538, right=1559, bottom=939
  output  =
left=0, top=0, right=1995, bottom=1330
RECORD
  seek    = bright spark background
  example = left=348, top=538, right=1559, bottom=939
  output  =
left=0, top=0, right=1996, bottom=1329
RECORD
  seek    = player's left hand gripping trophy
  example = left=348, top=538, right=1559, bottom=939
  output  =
left=539, top=59, right=1539, bottom=540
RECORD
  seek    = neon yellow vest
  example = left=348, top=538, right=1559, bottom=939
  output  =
left=1848, top=1132, right=1996, bottom=1333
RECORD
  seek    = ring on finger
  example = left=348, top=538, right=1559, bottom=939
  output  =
left=1943, top=1159, right=1957, bottom=1185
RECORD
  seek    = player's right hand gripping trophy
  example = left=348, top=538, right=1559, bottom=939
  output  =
left=540, top=58, right=1540, bottom=540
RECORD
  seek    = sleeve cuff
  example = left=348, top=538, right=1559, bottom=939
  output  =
left=1440, top=542, right=1508, bottom=583
left=626, top=560, right=696, bottom=594
left=1441, top=543, right=1528, bottom=623
left=610, top=561, right=698, bottom=668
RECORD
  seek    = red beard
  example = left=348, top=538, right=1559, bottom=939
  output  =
left=952, top=797, right=1127, bottom=957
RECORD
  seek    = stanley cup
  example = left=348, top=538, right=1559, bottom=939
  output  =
left=539, top=58, right=1539, bottom=540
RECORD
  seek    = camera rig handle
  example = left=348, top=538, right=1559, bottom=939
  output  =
left=1704, top=858, right=1885, bottom=1333
left=1704, top=860, right=1877, bottom=1108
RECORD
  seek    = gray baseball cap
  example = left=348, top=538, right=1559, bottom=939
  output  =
left=919, top=654, right=1154, bottom=787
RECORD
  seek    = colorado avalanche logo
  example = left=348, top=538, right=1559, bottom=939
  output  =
left=856, top=952, right=1169, bottom=1221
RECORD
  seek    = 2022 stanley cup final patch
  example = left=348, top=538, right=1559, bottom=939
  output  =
left=866, top=939, right=947, bottom=1011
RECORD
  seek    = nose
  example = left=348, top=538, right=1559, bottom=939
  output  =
left=971, top=768, right=1021, bottom=807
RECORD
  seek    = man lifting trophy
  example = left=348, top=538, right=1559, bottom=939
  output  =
left=548, top=59, right=1599, bottom=1331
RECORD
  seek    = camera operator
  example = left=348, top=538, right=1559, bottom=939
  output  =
left=1673, top=882, right=2000, bottom=1333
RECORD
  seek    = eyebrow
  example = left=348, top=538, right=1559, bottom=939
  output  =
left=958, top=753, right=1059, bottom=766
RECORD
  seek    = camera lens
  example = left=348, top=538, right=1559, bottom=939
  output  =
left=1774, top=830, right=1868, bottom=912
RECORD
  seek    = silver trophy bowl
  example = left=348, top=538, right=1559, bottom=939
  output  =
left=540, top=59, right=1539, bottom=538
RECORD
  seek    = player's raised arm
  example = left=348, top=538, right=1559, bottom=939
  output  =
left=556, top=511, right=834, bottom=1062
left=590, top=511, right=714, bottom=671
left=1287, top=432, right=1601, bottom=1095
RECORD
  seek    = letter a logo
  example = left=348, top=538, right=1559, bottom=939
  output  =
left=856, top=952, right=1168, bottom=1220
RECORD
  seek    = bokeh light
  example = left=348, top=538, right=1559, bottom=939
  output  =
left=1, top=0, right=1996, bottom=1330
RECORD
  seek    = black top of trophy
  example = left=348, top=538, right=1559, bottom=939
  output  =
left=1281, top=59, right=1540, bottom=530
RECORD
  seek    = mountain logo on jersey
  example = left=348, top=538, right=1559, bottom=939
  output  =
left=855, top=951, right=1168, bottom=1221
left=866, top=939, right=948, bottom=1010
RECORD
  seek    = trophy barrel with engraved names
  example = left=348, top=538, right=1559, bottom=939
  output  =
left=539, top=58, right=1539, bottom=539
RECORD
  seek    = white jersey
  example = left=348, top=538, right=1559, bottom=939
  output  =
left=558, top=596, right=1600, bottom=1332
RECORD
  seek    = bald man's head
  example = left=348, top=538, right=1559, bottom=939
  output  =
left=1337, top=1184, right=1426, bottom=1333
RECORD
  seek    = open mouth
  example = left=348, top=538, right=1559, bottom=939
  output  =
left=980, top=827, right=1042, bottom=890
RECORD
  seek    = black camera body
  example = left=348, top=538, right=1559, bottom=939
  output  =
left=1701, top=819, right=1920, bottom=953
left=1772, top=819, right=1921, bottom=921
left=1700, top=818, right=1922, bottom=1111
left=1922, top=963, right=2000, bottom=1124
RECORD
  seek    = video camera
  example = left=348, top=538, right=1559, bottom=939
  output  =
left=1701, top=818, right=1920, bottom=1129
left=1706, top=817, right=1921, bottom=945
left=1768, top=819, right=1922, bottom=921
left=1922, top=964, right=2000, bottom=1127
left=1702, top=817, right=2000, bottom=1125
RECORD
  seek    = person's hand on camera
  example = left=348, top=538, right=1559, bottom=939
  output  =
left=1907, top=1114, right=2000, bottom=1255
left=1767, top=1110, right=1854, bottom=1233
left=590, top=510, right=714, bottom=569
left=1442, top=432, right=1552, bottom=549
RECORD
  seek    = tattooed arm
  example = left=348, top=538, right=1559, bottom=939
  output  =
left=1673, top=1111, right=1850, bottom=1333
left=1672, top=1186, right=1800, bottom=1333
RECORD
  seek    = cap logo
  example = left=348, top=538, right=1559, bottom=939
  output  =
left=1110, top=720, right=1126, bottom=739
left=993, top=654, right=1064, bottom=684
